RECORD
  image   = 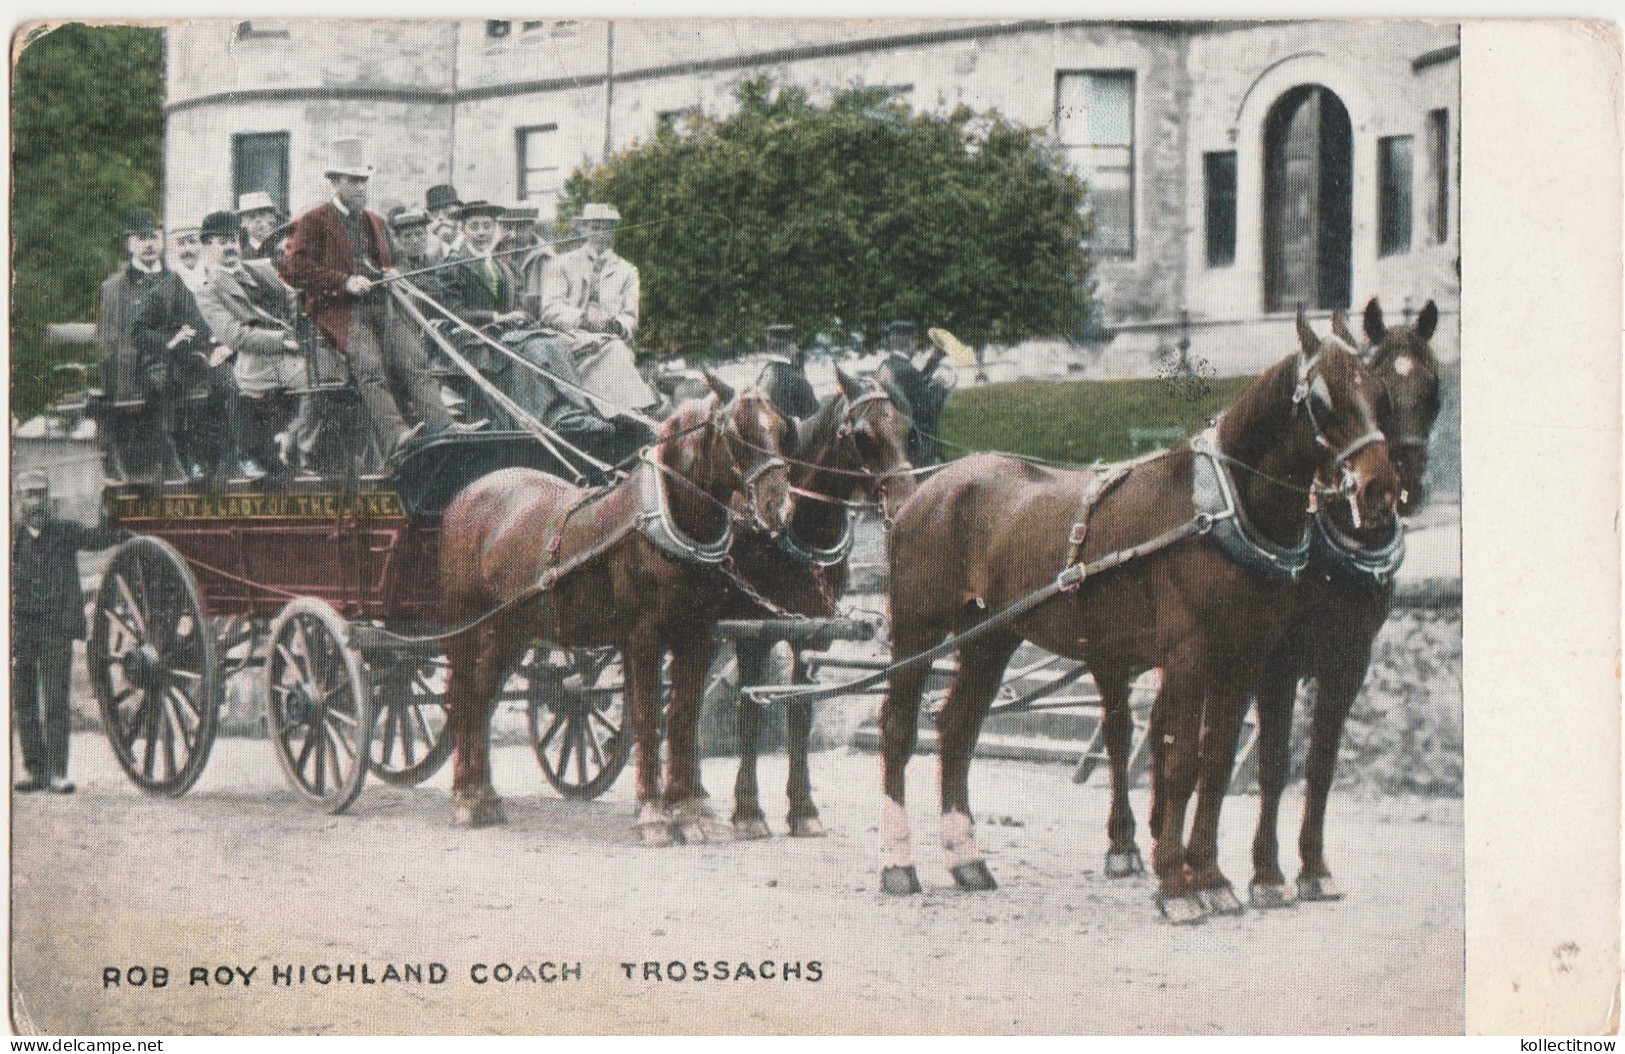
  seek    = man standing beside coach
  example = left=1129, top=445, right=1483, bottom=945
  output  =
left=11, top=472, right=125, bottom=794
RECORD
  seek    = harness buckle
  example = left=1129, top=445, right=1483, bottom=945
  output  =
left=1194, top=512, right=1215, bottom=534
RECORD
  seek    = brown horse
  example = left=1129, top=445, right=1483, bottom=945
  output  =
left=722, top=369, right=917, bottom=838
left=438, top=377, right=794, bottom=842
left=1248, top=298, right=1443, bottom=907
left=876, top=311, right=1398, bottom=921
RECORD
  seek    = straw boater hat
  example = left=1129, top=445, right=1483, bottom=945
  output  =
left=236, top=191, right=280, bottom=217
left=169, top=221, right=201, bottom=240
left=578, top=203, right=621, bottom=224
left=454, top=200, right=504, bottom=221
left=323, top=137, right=373, bottom=179
left=389, top=205, right=429, bottom=230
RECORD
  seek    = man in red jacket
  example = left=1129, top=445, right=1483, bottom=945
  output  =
left=279, top=138, right=458, bottom=459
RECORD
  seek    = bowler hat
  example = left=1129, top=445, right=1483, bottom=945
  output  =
left=323, top=137, right=374, bottom=179
left=389, top=205, right=430, bottom=230
left=17, top=470, right=48, bottom=493
left=200, top=211, right=240, bottom=241
left=765, top=324, right=796, bottom=343
left=122, top=208, right=159, bottom=237
left=236, top=191, right=280, bottom=217
left=425, top=184, right=462, bottom=212
left=455, top=200, right=504, bottom=221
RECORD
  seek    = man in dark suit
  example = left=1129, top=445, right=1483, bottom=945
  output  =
left=439, top=201, right=609, bottom=440
left=96, top=208, right=171, bottom=480
left=12, top=472, right=124, bottom=793
left=279, top=138, right=460, bottom=460
left=130, top=229, right=258, bottom=485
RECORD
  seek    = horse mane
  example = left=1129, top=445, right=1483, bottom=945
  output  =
left=657, top=398, right=716, bottom=469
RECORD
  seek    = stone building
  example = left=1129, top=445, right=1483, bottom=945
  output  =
left=164, top=18, right=1459, bottom=372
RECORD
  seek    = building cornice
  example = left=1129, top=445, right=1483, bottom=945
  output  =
left=166, top=18, right=1235, bottom=115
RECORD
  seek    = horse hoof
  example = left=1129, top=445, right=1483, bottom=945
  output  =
left=678, top=817, right=733, bottom=844
left=881, top=865, right=922, bottom=896
left=1248, top=881, right=1294, bottom=910
left=1155, top=894, right=1207, bottom=925
left=451, top=791, right=506, bottom=828
left=671, top=801, right=732, bottom=844
left=1195, top=884, right=1245, bottom=916
left=950, top=860, right=998, bottom=891
left=1104, top=847, right=1146, bottom=878
left=789, top=816, right=828, bottom=838
left=636, top=820, right=675, bottom=847
left=733, top=817, right=773, bottom=841
left=1296, top=874, right=1344, bottom=902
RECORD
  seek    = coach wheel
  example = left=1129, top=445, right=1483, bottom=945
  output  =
left=264, top=598, right=374, bottom=813
left=88, top=537, right=220, bottom=796
left=367, top=650, right=452, bottom=786
left=520, top=647, right=633, bottom=800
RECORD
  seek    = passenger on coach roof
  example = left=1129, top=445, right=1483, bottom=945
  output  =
left=194, top=209, right=317, bottom=478
left=129, top=213, right=258, bottom=485
left=423, top=183, right=464, bottom=263
left=437, top=200, right=613, bottom=443
left=237, top=191, right=285, bottom=262
left=279, top=138, right=468, bottom=463
left=96, top=208, right=171, bottom=479
left=167, top=221, right=206, bottom=294
left=537, top=203, right=659, bottom=421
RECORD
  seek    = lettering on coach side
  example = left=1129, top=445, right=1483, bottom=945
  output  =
left=108, top=491, right=404, bottom=521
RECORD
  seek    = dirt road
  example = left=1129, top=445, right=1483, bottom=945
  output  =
left=11, top=732, right=1462, bottom=1035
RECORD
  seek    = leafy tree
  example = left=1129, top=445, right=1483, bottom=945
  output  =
left=561, top=77, right=1094, bottom=358
left=11, top=23, right=165, bottom=423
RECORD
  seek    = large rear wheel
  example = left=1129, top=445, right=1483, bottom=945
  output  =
left=88, top=537, right=219, bottom=795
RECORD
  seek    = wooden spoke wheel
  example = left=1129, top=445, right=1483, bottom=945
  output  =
left=366, top=650, right=452, bottom=786
left=88, top=537, right=219, bottom=796
left=521, top=647, right=633, bottom=800
left=264, top=598, right=373, bottom=813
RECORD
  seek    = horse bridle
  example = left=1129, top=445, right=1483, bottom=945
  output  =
left=707, top=392, right=790, bottom=532
left=1293, top=347, right=1388, bottom=525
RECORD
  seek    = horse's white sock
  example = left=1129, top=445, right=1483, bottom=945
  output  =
left=941, top=809, right=982, bottom=868
left=880, top=798, right=914, bottom=869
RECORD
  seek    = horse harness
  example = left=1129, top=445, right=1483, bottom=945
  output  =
left=1309, top=507, right=1405, bottom=585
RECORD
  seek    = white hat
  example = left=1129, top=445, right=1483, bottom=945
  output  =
left=323, top=137, right=374, bottom=179
left=236, top=191, right=279, bottom=216
left=579, top=203, right=621, bottom=224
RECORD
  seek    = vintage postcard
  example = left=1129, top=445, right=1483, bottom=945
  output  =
left=6, top=16, right=1618, bottom=1038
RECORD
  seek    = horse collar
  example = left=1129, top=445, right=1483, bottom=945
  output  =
left=774, top=507, right=856, bottom=567
left=1190, top=429, right=1310, bottom=582
left=635, top=451, right=732, bottom=565
left=1310, top=507, right=1406, bottom=584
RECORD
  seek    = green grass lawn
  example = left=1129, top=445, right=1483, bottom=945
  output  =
left=939, top=374, right=1256, bottom=465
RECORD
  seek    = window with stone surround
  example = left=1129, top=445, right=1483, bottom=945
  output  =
left=1378, top=134, right=1413, bottom=256
left=1056, top=70, right=1135, bottom=258
left=232, top=132, right=289, bottom=218
left=1204, top=151, right=1237, bottom=267
left=516, top=124, right=561, bottom=204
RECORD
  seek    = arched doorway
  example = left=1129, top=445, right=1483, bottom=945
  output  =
left=1263, top=85, right=1352, bottom=312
